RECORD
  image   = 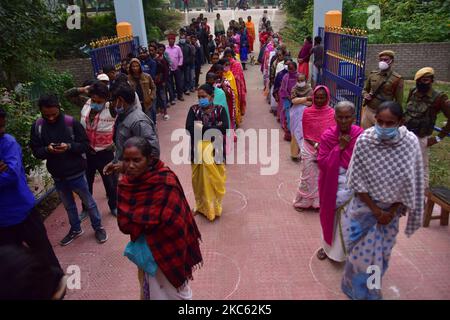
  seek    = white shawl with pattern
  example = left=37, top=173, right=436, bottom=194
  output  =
left=347, top=126, right=425, bottom=236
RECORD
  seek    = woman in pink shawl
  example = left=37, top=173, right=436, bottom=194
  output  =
left=316, top=101, right=363, bottom=262
left=224, top=48, right=247, bottom=117
left=293, top=85, right=335, bottom=211
left=297, top=36, right=313, bottom=80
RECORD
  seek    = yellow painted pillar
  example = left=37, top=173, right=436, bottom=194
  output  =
left=116, top=22, right=133, bottom=40
left=325, top=10, right=342, bottom=28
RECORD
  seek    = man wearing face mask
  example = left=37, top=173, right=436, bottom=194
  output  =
left=78, top=81, right=118, bottom=218
left=103, top=82, right=160, bottom=176
left=404, top=67, right=450, bottom=189
left=361, top=50, right=403, bottom=129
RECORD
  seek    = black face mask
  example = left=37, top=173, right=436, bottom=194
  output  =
left=417, top=81, right=431, bottom=93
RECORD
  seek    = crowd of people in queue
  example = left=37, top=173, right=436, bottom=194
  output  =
left=0, top=9, right=449, bottom=301
left=258, top=24, right=449, bottom=300
left=0, top=11, right=255, bottom=300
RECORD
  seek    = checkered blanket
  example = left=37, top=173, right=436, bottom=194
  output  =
left=347, top=126, right=425, bottom=236
left=118, top=160, right=203, bottom=289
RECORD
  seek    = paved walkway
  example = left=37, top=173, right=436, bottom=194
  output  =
left=44, top=9, right=450, bottom=300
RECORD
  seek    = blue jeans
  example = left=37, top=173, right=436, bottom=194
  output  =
left=168, top=69, right=183, bottom=102
left=156, top=85, right=167, bottom=113
left=55, top=174, right=102, bottom=232
left=182, top=65, right=194, bottom=92
left=283, top=98, right=292, bottom=131
left=145, top=99, right=157, bottom=124
left=190, top=66, right=195, bottom=90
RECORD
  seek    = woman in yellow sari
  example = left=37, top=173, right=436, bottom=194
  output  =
left=186, top=84, right=230, bottom=221
left=219, top=58, right=241, bottom=126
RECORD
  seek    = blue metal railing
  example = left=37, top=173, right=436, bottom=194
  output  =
left=434, top=126, right=450, bottom=136
left=89, top=36, right=140, bottom=76
left=321, top=27, right=368, bottom=125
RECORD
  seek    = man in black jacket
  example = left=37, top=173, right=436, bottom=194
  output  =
left=178, top=33, right=195, bottom=95
left=30, top=94, right=108, bottom=246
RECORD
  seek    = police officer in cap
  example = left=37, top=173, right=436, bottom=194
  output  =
left=361, top=50, right=404, bottom=129
left=404, top=67, right=450, bottom=188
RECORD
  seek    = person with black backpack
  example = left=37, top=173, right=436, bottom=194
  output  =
left=30, top=94, right=108, bottom=246
left=404, top=67, right=450, bottom=189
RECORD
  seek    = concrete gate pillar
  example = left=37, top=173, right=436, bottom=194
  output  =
left=313, top=0, right=343, bottom=37
left=114, top=0, right=148, bottom=48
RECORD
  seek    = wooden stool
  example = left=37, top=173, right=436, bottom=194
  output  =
left=423, top=187, right=450, bottom=227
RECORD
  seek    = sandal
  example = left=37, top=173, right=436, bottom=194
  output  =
left=317, top=248, right=328, bottom=260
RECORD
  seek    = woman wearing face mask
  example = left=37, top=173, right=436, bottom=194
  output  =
left=219, top=58, right=241, bottom=126
left=341, top=101, right=424, bottom=300
left=117, top=137, right=202, bottom=300
left=185, top=84, right=229, bottom=222
left=224, top=48, right=247, bottom=117
left=279, top=61, right=299, bottom=141
left=316, top=101, right=363, bottom=263
left=289, top=73, right=313, bottom=160
left=293, top=86, right=335, bottom=211
left=272, top=58, right=292, bottom=119
left=213, top=64, right=237, bottom=135
left=79, top=81, right=118, bottom=218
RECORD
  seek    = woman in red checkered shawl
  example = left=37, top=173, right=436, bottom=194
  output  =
left=117, top=137, right=202, bottom=300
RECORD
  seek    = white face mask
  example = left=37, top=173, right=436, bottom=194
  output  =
left=379, top=61, right=390, bottom=71
left=284, top=65, right=288, bottom=70
left=298, top=81, right=306, bottom=88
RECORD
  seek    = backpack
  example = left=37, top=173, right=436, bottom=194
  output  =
left=35, top=115, right=75, bottom=141
left=405, top=88, right=444, bottom=137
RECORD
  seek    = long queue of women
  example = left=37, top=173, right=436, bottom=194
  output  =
left=185, top=20, right=252, bottom=223
left=260, top=33, right=425, bottom=300
left=118, top=18, right=251, bottom=299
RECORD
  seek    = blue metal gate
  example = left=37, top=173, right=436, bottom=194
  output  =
left=320, top=26, right=368, bottom=125
left=89, top=36, right=140, bottom=76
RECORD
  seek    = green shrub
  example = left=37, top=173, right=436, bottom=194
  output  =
left=282, top=0, right=450, bottom=45
left=143, top=2, right=183, bottom=41
left=1, top=89, right=41, bottom=174
left=43, top=12, right=117, bottom=60
left=0, top=68, right=75, bottom=174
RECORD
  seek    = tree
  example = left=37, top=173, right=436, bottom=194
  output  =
left=0, top=0, right=57, bottom=89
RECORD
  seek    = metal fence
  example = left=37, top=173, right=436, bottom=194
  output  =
left=320, top=27, right=368, bottom=125
left=89, top=36, right=140, bottom=76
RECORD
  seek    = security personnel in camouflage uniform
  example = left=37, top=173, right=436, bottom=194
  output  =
left=405, top=67, right=450, bottom=188
left=361, top=50, right=404, bottom=129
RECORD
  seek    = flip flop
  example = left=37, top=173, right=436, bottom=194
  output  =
left=317, top=248, right=328, bottom=260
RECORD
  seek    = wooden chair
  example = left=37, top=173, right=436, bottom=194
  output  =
left=423, top=187, right=450, bottom=227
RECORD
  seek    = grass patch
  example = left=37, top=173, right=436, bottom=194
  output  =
left=403, top=81, right=450, bottom=188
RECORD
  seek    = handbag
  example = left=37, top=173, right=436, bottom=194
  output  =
left=123, top=234, right=157, bottom=276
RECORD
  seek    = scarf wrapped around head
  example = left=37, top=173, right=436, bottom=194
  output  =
left=302, top=85, right=335, bottom=143
left=117, top=160, right=203, bottom=289
left=318, top=125, right=364, bottom=245
left=298, top=41, right=313, bottom=60
left=347, top=126, right=425, bottom=237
